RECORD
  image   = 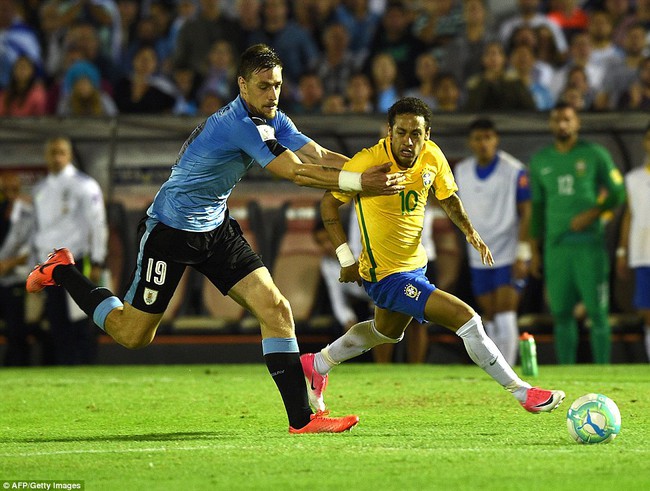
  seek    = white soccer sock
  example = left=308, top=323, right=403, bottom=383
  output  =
left=314, top=320, right=403, bottom=375
left=456, top=314, right=530, bottom=400
left=493, top=311, right=520, bottom=366
left=484, top=320, right=496, bottom=340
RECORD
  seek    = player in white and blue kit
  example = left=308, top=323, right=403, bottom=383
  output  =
left=26, top=44, right=406, bottom=434
left=454, top=118, right=532, bottom=365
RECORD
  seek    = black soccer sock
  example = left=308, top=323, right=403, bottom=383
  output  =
left=52, top=264, right=115, bottom=318
left=264, top=352, right=312, bottom=429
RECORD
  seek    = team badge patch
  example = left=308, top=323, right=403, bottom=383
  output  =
left=256, top=123, right=276, bottom=142
left=575, top=160, right=587, bottom=176
left=404, top=283, right=421, bottom=301
left=422, top=171, right=432, bottom=187
left=143, top=287, right=158, bottom=305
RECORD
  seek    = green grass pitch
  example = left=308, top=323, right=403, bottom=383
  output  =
left=1, top=364, right=649, bottom=490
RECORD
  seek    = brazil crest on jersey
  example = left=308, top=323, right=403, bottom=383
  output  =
left=333, top=138, right=457, bottom=282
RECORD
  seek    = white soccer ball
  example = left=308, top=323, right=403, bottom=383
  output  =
left=566, top=393, right=621, bottom=444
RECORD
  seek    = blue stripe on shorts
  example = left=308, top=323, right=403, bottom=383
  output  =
left=634, top=267, right=650, bottom=310
left=362, top=267, right=435, bottom=323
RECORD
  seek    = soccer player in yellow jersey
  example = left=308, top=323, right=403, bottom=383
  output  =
left=300, top=98, right=566, bottom=415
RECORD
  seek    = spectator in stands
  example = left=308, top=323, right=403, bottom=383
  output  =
left=170, top=0, right=199, bottom=48
left=593, top=23, right=648, bottom=110
left=370, top=52, right=401, bottom=113
left=321, top=93, right=347, bottom=114
left=617, top=123, right=650, bottom=362
left=617, top=56, right=650, bottom=110
left=291, top=72, right=324, bottom=115
left=59, top=22, right=118, bottom=85
left=148, top=0, right=176, bottom=73
left=312, top=22, right=361, bottom=98
left=432, top=72, right=462, bottom=112
left=118, top=16, right=163, bottom=79
left=535, top=24, right=567, bottom=68
left=549, top=31, right=605, bottom=104
left=367, top=0, right=426, bottom=89
left=464, top=41, right=536, bottom=111
left=171, top=65, right=200, bottom=116
left=198, top=39, right=237, bottom=105
left=0, top=172, right=33, bottom=366
left=292, top=0, right=338, bottom=52
left=196, top=89, right=224, bottom=116
left=587, top=9, right=623, bottom=68
left=404, top=52, right=439, bottom=111
left=26, top=44, right=404, bottom=434
left=558, top=65, right=596, bottom=110
left=412, top=0, right=464, bottom=54
left=116, top=0, right=141, bottom=62
left=0, top=0, right=42, bottom=89
left=333, top=0, right=380, bottom=68
left=603, top=0, right=637, bottom=48
left=440, top=0, right=497, bottom=85
left=529, top=102, right=626, bottom=364
left=345, top=71, right=374, bottom=114
left=56, top=59, right=118, bottom=116
left=40, top=0, right=121, bottom=63
left=114, top=45, right=176, bottom=113
left=248, top=0, right=319, bottom=89
left=31, top=136, right=108, bottom=365
left=498, top=0, right=568, bottom=59
left=172, top=0, right=243, bottom=77
left=454, top=118, right=532, bottom=365
left=507, top=44, right=555, bottom=111
left=547, top=0, right=589, bottom=41
left=234, top=0, right=260, bottom=46
left=0, top=55, right=47, bottom=116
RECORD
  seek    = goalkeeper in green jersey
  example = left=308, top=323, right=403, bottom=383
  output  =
left=529, top=102, right=626, bottom=364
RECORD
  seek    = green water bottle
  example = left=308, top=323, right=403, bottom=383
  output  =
left=519, top=332, right=538, bottom=377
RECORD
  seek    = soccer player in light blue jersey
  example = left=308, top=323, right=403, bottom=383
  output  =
left=26, top=44, right=405, bottom=434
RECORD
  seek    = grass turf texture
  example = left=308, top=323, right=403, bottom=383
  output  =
left=1, top=364, right=649, bottom=491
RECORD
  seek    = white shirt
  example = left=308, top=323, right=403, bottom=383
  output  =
left=455, top=150, right=526, bottom=269
left=32, top=163, right=107, bottom=265
left=0, top=199, right=33, bottom=286
left=624, top=165, right=650, bottom=267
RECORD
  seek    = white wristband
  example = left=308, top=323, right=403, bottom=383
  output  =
left=338, top=170, right=363, bottom=192
left=516, top=241, right=532, bottom=262
left=616, top=247, right=627, bottom=258
left=335, top=243, right=356, bottom=267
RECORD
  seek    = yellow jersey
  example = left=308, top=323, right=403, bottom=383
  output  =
left=333, top=138, right=457, bottom=282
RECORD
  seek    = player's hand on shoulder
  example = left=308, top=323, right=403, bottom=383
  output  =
left=360, top=163, right=405, bottom=196
left=339, top=262, right=362, bottom=286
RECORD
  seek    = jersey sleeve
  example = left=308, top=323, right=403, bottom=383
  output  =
left=594, top=145, right=626, bottom=211
left=516, top=169, right=531, bottom=203
left=274, top=110, right=312, bottom=152
left=234, top=116, right=289, bottom=168
left=431, top=148, right=458, bottom=200
left=528, top=156, right=544, bottom=240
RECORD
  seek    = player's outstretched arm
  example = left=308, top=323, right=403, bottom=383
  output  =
left=265, top=151, right=405, bottom=195
left=439, top=193, right=494, bottom=266
left=321, top=191, right=362, bottom=285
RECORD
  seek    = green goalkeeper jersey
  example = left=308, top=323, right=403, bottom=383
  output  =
left=529, top=139, right=626, bottom=246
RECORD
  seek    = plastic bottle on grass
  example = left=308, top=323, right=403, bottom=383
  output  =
left=519, top=332, right=538, bottom=377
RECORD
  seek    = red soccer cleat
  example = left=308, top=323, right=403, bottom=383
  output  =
left=300, top=353, right=328, bottom=412
left=289, top=410, right=359, bottom=434
left=26, top=248, right=75, bottom=293
left=521, top=387, right=566, bottom=413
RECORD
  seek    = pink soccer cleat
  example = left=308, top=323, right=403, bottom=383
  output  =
left=300, top=353, right=328, bottom=412
left=289, top=410, right=359, bottom=434
left=522, top=387, right=566, bottom=413
left=26, top=248, right=75, bottom=293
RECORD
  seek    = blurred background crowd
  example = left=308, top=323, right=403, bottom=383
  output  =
left=1, top=0, right=650, bottom=119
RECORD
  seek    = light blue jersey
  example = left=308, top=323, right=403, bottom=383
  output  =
left=148, top=95, right=311, bottom=231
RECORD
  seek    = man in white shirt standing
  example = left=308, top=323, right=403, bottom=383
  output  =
left=617, top=124, right=650, bottom=362
left=454, top=119, right=532, bottom=365
left=31, top=136, right=107, bottom=364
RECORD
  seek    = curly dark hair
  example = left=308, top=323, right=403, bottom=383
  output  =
left=387, top=97, right=432, bottom=130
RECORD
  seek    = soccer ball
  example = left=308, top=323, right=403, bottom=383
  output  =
left=566, top=393, right=621, bottom=444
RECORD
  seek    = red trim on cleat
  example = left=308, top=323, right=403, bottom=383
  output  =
left=521, top=387, right=566, bottom=413
left=289, top=411, right=359, bottom=434
left=26, top=248, right=75, bottom=293
left=300, top=353, right=328, bottom=412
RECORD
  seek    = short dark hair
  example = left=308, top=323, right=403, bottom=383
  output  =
left=387, top=97, right=432, bottom=130
left=237, top=44, right=283, bottom=80
left=553, top=101, right=574, bottom=112
left=468, top=118, right=497, bottom=133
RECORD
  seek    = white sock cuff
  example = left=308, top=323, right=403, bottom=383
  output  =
left=370, top=320, right=404, bottom=344
left=494, top=311, right=517, bottom=323
left=455, top=314, right=482, bottom=338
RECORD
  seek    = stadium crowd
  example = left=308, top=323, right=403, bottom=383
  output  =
left=1, top=0, right=650, bottom=118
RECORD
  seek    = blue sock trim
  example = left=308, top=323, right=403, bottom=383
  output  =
left=262, top=337, right=299, bottom=355
left=93, top=296, right=123, bottom=331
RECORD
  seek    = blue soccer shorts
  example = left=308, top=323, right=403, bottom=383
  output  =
left=634, top=267, right=650, bottom=310
left=469, top=264, right=527, bottom=297
left=362, top=266, right=436, bottom=323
